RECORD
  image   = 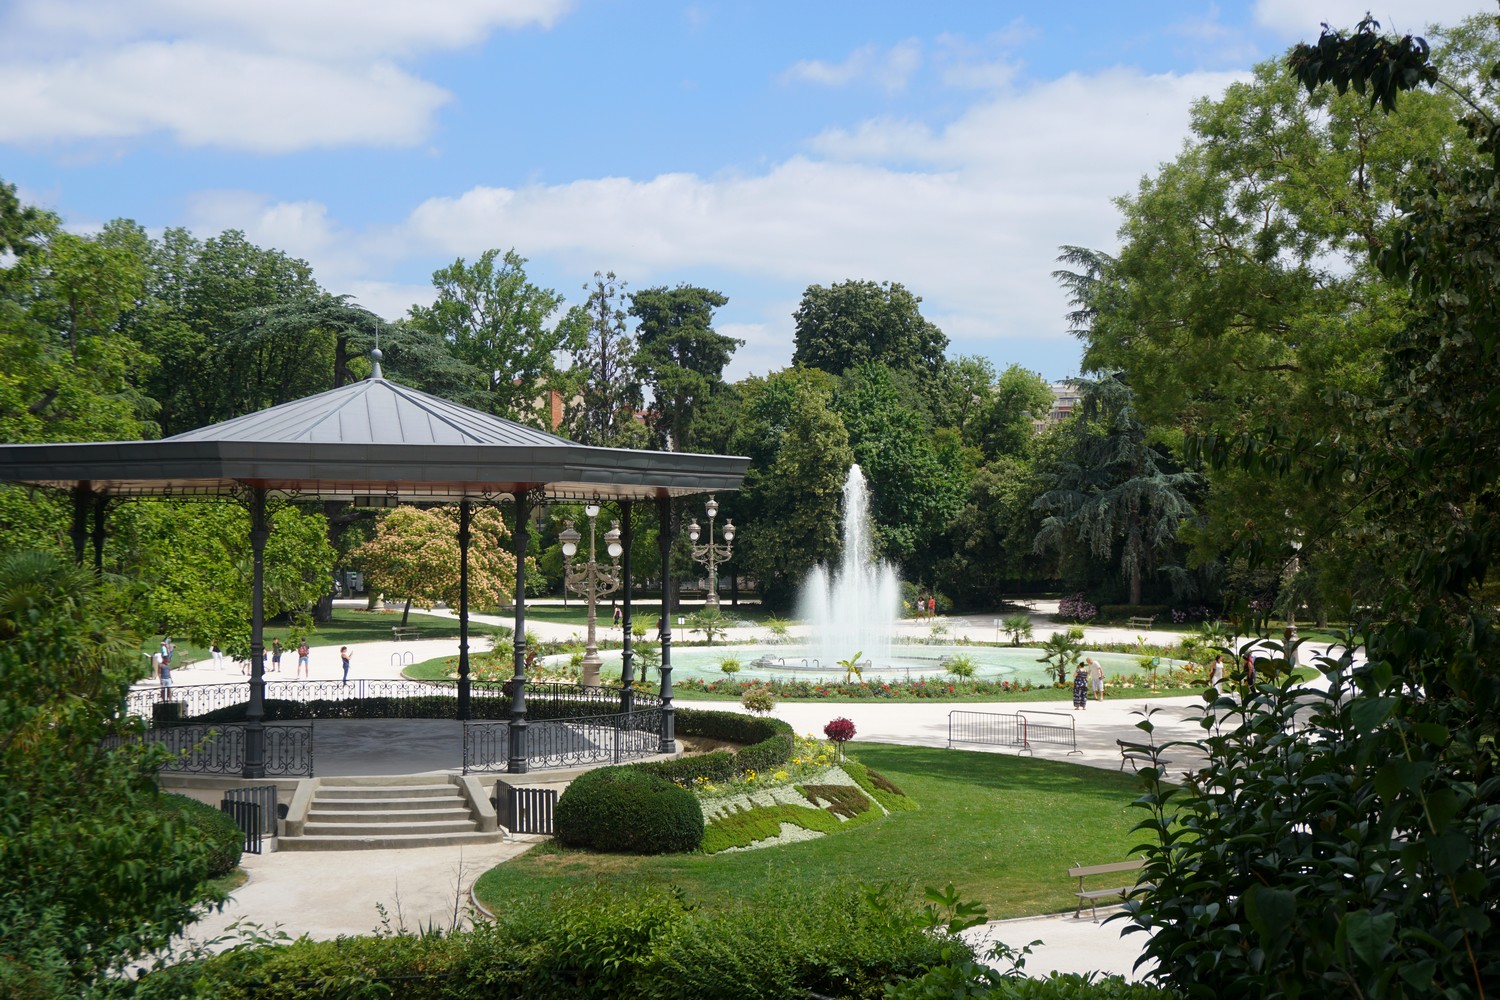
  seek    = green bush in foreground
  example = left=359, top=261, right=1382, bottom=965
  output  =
left=554, top=767, right=704, bottom=854
left=159, top=792, right=244, bottom=878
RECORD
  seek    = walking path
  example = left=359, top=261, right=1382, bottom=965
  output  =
left=157, top=602, right=1340, bottom=981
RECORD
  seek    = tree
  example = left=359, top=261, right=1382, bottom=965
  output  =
left=975, top=364, right=1053, bottom=462
left=833, top=363, right=974, bottom=577
left=1033, top=375, right=1197, bottom=605
left=0, top=550, right=225, bottom=993
left=729, top=368, right=854, bottom=608
left=406, top=249, right=577, bottom=426
left=629, top=284, right=741, bottom=451
left=349, top=505, right=523, bottom=624
left=560, top=271, right=647, bottom=447
left=791, top=279, right=948, bottom=386
left=109, top=501, right=334, bottom=657
left=933, top=354, right=995, bottom=447
left=1123, top=17, right=1500, bottom=997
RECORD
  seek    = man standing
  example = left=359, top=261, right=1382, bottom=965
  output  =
left=271, top=637, right=283, bottom=672
left=340, top=646, right=352, bottom=685
left=296, top=639, right=310, bottom=678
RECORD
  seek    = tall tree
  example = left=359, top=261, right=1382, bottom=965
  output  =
left=560, top=271, right=647, bottom=447
left=975, top=364, right=1054, bottom=462
left=791, top=279, right=948, bottom=385
left=349, top=506, right=523, bottom=624
left=1033, top=375, right=1197, bottom=604
left=406, top=249, right=577, bottom=426
left=629, top=284, right=741, bottom=451
left=728, top=367, right=853, bottom=608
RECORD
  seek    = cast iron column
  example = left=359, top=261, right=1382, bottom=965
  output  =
left=244, top=488, right=268, bottom=778
left=457, top=499, right=472, bottom=721
left=507, top=492, right=532, bottom=773
left=619, top=500, right=634, bottom=713
left=70, top=482, right=90, bottom=566
left=91, top=493, right=107, bottom=574
left=656, top=496, right=676, bottom=753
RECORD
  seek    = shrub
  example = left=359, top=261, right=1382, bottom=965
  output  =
left=824, top=717, right=856, bottom=746
left=1058, top=593, right=1098, bottom=622
left=946, top=653, right=977, bottom=679
left=718, top=655, right=742, bottom=676
left=159, top=792, right=244, bottom=878
left=555, top=766, right=703, bottom=854
left=741, top=686, right=776, bottom=715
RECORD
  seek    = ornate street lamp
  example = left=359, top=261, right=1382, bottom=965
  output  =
left=686, top=495, right=736, bottom=608
left=560, top=504, right=623, bottom=687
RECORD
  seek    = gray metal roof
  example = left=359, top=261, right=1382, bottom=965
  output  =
left=0, top=374, right=748, bottom=502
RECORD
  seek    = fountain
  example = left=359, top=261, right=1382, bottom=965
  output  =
left=797, top=465, right=902, bottom=670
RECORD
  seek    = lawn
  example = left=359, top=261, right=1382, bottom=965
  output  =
left=473, top=742, right=1148, bottom=920
left=137, top=607, right=465, bottom=665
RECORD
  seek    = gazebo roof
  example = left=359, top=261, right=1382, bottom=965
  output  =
left=0, top=369, right=748, bottom=503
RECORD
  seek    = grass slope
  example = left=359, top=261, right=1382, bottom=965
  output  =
left=474, top=742, right=1145, bottom=919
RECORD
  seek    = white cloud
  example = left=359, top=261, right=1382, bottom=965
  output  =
left=394, top=67, right=1241, bottom=376
left=781, top=39, right=924, bottom=94
left=0, top=0, right=569, bottom=150
left=1253, top=0, right=1494, bottom=38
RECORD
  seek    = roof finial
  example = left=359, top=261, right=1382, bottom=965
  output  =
left=370, top=322, right=384, bottom=380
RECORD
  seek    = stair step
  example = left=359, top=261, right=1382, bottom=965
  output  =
left=306, top=806, right=472, bottom=823
left=313, top=796, right=467, bottom=812
left=317, top=784, right=457, bottom=800
left=278, top=830, right=504, bottom=852
left=304, top=819, right=479, bottom=837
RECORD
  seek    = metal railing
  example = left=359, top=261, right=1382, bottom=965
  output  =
left=220, top=785, right=279, bottom=853
left=115, top=722, right=316, bottom=776
left=492, top=781, right=558, bottom=834
left=462, top=707, right=664, bottom=773
left=947, top=709, right=1080, bottom=756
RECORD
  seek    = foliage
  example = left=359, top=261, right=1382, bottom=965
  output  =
left=740, top=686, right=776, bottom=715
left=157, top=792, right=245, bottom=878
left=792, top=279, right=949, bottom=389
left=684, top=607, right=730, bottom=646
left=717, top=655, right=741, bottom=676
left=554, top=766, right=705, bottom=854
left=348, top=504, right=523, bottom=622
left=111, top=500, right=335, bottom=658
left=629, top=284, right=742, bottom=451
left=559, top=270, right=647, bottom=447
left=824, top=716, right=857, bottom=745
left=0, top=550, right=224, bottom=991
left=1037, top=630, right=1085, bottom=686
left=1001, top=614, right=1034, bottom=645
left=946, top=653, right=978, bottom=679
left=838, top=650, right=865, bottom=684
left=842, top=760, right=919, bottom=815
left=1057, top=593, right=1098, bottom=623
left=405, top=248, right=575, bottom=426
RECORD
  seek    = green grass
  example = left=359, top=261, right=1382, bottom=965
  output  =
left=473, top=742, right=1148, bottom=919
left=136, top=607, right=464, bottom=664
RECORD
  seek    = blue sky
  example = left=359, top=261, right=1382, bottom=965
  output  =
left=3, top=0, right=1491, bottom=383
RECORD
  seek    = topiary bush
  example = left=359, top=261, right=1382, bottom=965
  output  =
left=555, top=766, right=704, bottom=854
left=159, top=791, right=243, bottom=877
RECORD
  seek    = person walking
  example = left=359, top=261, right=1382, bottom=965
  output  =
left=1208, top=654, right=1225, bottom=687
left=1089, top=657, right=1105, bottom=701
left=1072, top=661, right=1089, bottom=710
left=296, top=639, right=310, bottom=678
left=340, top=646, right=352, bottom=685
left=211, top=643, right=224, bottom=670
left=271, top=637, right=283, bottom=672
left=154, top=648, right=173, bottom=700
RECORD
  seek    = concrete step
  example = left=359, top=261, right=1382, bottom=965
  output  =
left=316, top=783, right=456, bottom=800
left=312, top=796, right=469, bottom=812
left=306, top=806, right=472, bottom=824
left=278, top=830, right=504, bottom=851
left=304, top=818, right=479, bottom=837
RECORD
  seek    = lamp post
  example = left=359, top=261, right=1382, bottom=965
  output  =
left=559, top=505, right=623, bottom=687
left=686, top=496, right=736, bottom=609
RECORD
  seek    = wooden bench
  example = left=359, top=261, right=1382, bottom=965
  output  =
left=1126, top=615, right=1157, bottom=629
left=1117, top=739, right=1170, bottom=773
left=391, top=625, right=416, bottom=642
left=1069, top=859, right=1151, bottom=920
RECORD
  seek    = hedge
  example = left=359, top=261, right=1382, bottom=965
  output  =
left=158, top=792, right=243, bottom=878
left=554, top=767, right=704, bottom=854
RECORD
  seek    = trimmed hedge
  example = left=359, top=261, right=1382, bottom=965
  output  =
left=635, top=709, right=794, bottom=785
left=159, top=792, right=243, bottom=877
left=554, top=767, right=704, bottom=854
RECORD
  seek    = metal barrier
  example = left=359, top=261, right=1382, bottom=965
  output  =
left=132, top=722, right=315, bottom=776
left=493, top=781, right=558, bottom=834
left=462, top=708, right=664, bottom=773
left=948, top=709, right=1080, bottom=756
left=220, top=785, right=279, bottom=854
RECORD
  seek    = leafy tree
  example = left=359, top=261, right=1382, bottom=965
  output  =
left=1035, top=627, right=1084, bottom=686
left=791, top=279, right=948, bottom=386
left=406, top=249, right=577, bottom=425
left=0, top=550, right=224, bottom=993
left=349, top=505, right=523, bottom=624
left=1125, top=16, right=1500, bottom=998
left=110, top=501, right=334, bottom=658
left=729, top=367, right=853, bottom=608
left=834, top=363, right=973, bottom=576
left=629, top=284, right=741, bottom=451
left=1033, top=375, right=1197, bottom=605
left=975, top=363, right=1054, bottom=462
left=560, top=271, right=648, bottom=447
left=933, top=354, right=995, bottom=446
left=931, top=456, right=1052, bottom=606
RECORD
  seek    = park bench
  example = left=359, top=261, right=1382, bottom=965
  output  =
left=391, top=625, right=416, bottom=642
left=1126, top=615, right=1157, bottom=629
left=1069, top=858, right=1151, bottom=920
left=1117, top=739, right=1170, bottom=773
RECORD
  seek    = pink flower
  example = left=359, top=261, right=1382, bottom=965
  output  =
left=824, top=717, right=856, bottom=743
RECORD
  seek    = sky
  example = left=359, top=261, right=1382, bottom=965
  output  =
left=3, top=0, right=1494, bottom=384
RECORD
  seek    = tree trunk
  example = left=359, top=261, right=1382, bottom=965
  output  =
left=401, top=597, right=412, bottom=627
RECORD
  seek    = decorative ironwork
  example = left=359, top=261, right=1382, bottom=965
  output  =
left=221, top=785, right=279, bottom=853
left=462, top=707, right=663, bottom=773
left=118, top=722, right=315, bottom=776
